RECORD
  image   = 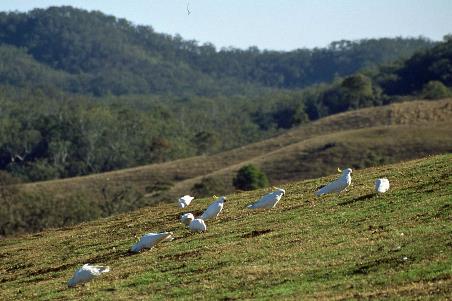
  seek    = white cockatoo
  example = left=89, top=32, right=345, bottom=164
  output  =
left=315, top=168, right=352, bottom=196
left=178, top=195, right=194, bottom=208
left=130, top=232, right=173, bottom=253
left=67, top=264, right=110, bottom=287
left=247, top=187, right=285, bottom=209
left=189, top=219, right=207, bottom=232
left=199, top=196, right=227, bottom=220
left=180, top=213, right=195, bottom=226
left=375, top=178, right=390, bottom=193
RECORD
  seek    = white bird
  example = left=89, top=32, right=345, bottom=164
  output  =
left=315, top=168, right=352, bottom=196
left=247, top=187, right=285, bottom=209
left=199, top=196, right=227, bottom=220
left=189, top=219, right=207, bottom=232
left=180, top=213, right=195, bottom=226
left=67, top=264, right=110, bottom=287
left=130, top=232, right=173, bottom=253
left=178, top=195, right=194, bottom=208
left=375, top=178, right=390, bottom=193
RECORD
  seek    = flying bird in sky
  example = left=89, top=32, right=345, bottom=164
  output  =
left=186, top=1, right=191, bottom=15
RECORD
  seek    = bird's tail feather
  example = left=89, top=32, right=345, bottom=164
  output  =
left=130, top=243, right=141, bottom=253
left=163, top=233, right=174, bottom=241
left=99, top=266, right=110, bottom=273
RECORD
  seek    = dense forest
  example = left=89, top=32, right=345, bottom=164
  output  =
left=0, top=6, right=451, bottom=182
left=0, top=6, right=435, bottom=96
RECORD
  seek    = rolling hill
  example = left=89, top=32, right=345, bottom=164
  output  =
left=2, top=98, right=448, bottom=235
left=24, top=98, right=452, bottom=198
left=0, top=154, right=450, bottom=299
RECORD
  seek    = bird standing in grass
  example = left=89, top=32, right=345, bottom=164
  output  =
left=315, top=168, right=352, bottom=196
left=247, top=187, right=285, bottom=209
left=178, top=195, right=194, bottom=208
left=130, top=232, right=173, bottom=253
left=375, top=178, right=390, bottom=193
left=189, top=219, right=207, bottom=232
left=180, top=213, right=195, bottom=226
left=67, top=264, right=110, bottom=287
left=199, top=196, right=227, bottom=220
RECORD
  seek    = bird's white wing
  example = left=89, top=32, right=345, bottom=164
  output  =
left=131, top=232, right=172, bottom=253
left=316, top=178, right=348, bottom=196
left=89, top=265, right=110, bottom=275
left=68, top=268, right=94, bottom=287
left=68, top=264, right=109, bottom=287
left=178, top=195, right=194, bottom=208
left=375, top=178, right=390, bottom=193
left=200, top=200, right=223, bottom=220
left=131, top=234, right=156, bottom=252
left=248, top=192, right=281, bottom=209
left=189, top=219, right=207, bottom=232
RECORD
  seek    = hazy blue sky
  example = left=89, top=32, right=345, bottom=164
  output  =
left=1, top=0, right=451, bottom=51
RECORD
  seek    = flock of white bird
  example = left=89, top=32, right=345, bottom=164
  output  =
left=67, top=168, right=390, bottom=287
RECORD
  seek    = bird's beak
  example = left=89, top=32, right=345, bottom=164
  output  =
left=337, top=167, right=342, bottom=173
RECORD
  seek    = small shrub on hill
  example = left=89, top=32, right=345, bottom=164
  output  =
left=421, top=81, right=450, bottom=100
left=233, top=164, right=269, bottom=191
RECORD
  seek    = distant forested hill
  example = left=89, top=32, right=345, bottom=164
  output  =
left=0, top=6, right=435, bottom=96
left=0, top=6, right=450, bottom=183
left=377, top=36, right=452, bottom=97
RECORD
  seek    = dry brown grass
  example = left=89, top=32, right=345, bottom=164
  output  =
left=168, top=124, right=452, bottom=197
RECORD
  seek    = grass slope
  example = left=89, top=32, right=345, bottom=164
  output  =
left=1, top=154, right=451, bottom=300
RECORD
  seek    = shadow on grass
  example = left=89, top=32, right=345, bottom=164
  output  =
left=338, top=193, right=375, bottom=206
left=242, top=229, right=272, bottom=238
left=351, top=255, right=405, bottom=275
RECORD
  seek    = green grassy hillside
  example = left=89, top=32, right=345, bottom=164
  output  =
left=1, top=154, right=450, bottom=300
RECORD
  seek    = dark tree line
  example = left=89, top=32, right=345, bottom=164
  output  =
left=378, top=36, right=452, bottom=96
left=0, top=6, right=435, bottom=96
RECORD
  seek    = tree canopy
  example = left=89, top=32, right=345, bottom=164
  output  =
left=0, top=6, right=450, bottom=182
left=0, top=6, right=435, bottom=96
